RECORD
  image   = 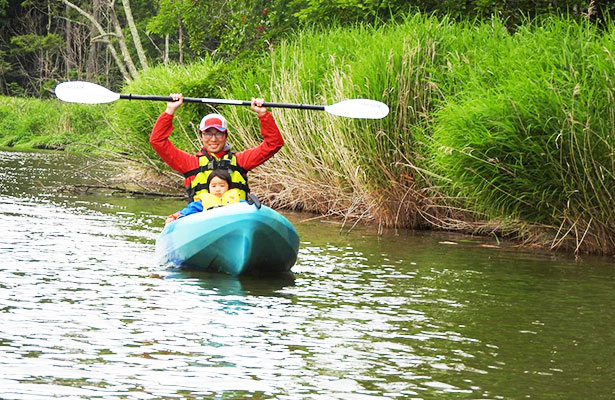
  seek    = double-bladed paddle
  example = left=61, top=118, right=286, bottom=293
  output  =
left=54, top=81, right=389, bottom=119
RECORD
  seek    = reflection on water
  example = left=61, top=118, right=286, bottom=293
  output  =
left=1, top=150, right=615, bottom=399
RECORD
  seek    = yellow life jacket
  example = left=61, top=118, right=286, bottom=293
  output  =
left=183, top=151, right=249, bottom=201
left=194, top=189, right=242, bottom=210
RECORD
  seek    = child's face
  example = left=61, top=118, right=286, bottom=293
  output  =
left=209, top=176, right=229, bottom=198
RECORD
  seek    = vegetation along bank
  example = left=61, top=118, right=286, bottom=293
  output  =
left=2, top=13, right=615, bottom=256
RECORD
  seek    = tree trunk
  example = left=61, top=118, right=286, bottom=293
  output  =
left=61, top=0, right=132, bottom=82
left=178, top=20, right=183, bottom=64
left=86, top=0, right=102, bottom=80
left=108, top=6, right=139, bottom=79
left=122, top=0, right=149, bottom=70
left=65, top=5, right=73, bottom=79
left=164, top=34, right=169, bottom=66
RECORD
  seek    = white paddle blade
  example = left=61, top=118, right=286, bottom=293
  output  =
left=325, top=99, right=389, bottom=119
left=54, top=81, right=120, bottom=104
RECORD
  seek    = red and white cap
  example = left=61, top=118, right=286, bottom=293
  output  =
left=199, top=113, right=228, bottom=132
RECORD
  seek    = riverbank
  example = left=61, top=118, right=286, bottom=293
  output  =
left=2, top=13, right=615, bottom=255
left=0, top=95, right=114, bottom=151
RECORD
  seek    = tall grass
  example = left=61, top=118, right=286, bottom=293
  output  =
left=432, top=17, right=615, bottom=253
left=223, top=15, right=455, bottom=228
left=0, top=96, right=110, bottom=150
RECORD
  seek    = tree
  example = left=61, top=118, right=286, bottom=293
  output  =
left=1, top=1, right=68, bottom=94
left=61, top=0, right=133, bottom=81
left=122, top=0, right=148, bottom=70
left=146, top=0, right=184, bottom=64
left=60, top=0, right=151, bottom=81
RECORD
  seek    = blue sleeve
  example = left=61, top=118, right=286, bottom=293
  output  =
left=179, top=200, right=203, bottom=217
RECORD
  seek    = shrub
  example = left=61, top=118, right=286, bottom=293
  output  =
left=432, top=17, right=615, bottom=252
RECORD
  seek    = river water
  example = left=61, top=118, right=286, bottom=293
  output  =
left=0, top=149, right=614, bottom=399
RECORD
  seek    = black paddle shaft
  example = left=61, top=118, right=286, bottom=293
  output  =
left=119, top=94, right=326, bottom=111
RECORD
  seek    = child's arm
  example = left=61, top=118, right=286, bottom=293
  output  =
left=165, top=200, right=204, bottom=224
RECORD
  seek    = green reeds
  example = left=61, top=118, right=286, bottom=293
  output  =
left=223, top=14, right=453, bottom=228
left=432, top=17, right=615, bottom=253
left=0, top=96, right=109, bottom=150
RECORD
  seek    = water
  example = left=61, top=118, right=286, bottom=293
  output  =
left=0, top=149, right=614, bottom=399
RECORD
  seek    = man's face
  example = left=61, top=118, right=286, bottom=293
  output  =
left=201, top=128, right=227, bottom=153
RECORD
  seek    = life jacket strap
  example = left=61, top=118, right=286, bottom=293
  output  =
left=183, top=153, right=247, bottom=179
left=247, top=193, right=262, bottom=209
left=183, top=167, right=201, bottom=178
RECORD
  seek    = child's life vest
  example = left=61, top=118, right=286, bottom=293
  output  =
left=194, top=189, right=242, bottom=210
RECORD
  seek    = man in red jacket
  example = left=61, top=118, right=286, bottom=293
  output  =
left=149, top=93, right=284, bottom=207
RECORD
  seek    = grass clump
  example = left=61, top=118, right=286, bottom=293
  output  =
left=0, top=96, right=110, bottom=150
left=222, top=14, right=455, bottom=228
left=432, top=17, right=615, bottom=253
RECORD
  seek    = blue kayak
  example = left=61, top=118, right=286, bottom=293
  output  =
left=156, top=202, right=299, bottom=276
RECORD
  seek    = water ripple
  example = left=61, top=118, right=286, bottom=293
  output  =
left=2, top=150, right=615, bottom=399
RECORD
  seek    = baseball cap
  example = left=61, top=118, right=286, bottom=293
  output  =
left=199, top=113, right=228, bottom=132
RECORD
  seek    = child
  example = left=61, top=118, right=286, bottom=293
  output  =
left=165, top=169, right=242, bottom=224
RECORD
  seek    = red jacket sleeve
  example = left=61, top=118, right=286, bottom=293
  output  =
left=235, top=112, right=284, bottom=171
left=149, top=112, right=199, bottom=174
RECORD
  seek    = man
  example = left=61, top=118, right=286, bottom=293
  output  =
left=149, top=93, right=284, bottom=205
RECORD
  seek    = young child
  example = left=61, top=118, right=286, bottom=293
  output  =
left=165, top=169, right=242, bottom=224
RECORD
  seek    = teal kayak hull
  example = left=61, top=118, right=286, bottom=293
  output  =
left=156, top=203, right=299, bottom=276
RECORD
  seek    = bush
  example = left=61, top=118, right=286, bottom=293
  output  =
left=0, top=95, right=111, bottom=150
left=218, top=14, right=451, bottom=225
left=431, top=17, right=615, bottom=252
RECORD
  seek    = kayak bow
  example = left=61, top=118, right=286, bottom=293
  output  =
left=156, top=202, right=299, bottom=276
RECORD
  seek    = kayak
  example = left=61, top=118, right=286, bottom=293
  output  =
left=156, top=202, right=299, bottom=276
